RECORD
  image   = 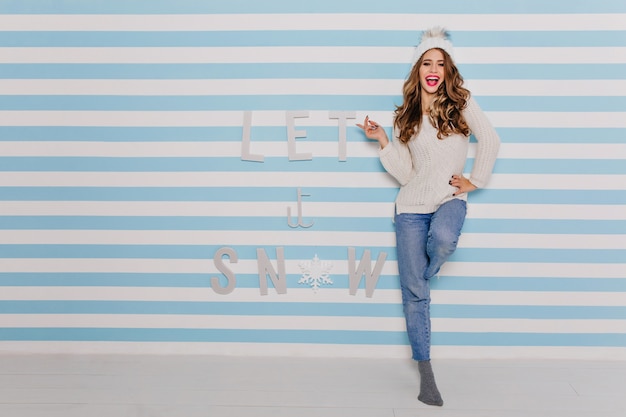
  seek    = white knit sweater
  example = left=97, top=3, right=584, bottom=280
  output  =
left=379, top=96, right=500, bottom=214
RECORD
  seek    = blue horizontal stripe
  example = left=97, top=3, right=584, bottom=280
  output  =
left=0, top=244, right=397, bottom=260
left=478, top=159, right=626, bottom=174
left=0, top=300, right=404, bottom=317
left=434, top=305, right=626, bottom=320
left=0, top=244, right=622, bottom=264
left=469, top=190, right=626, bottom=205
left=2, top=30, right=624, bottom=47
left=1, top=217, right=624, bottom=235
left=1, top=95, right=624, bottom=112
left=0, top=327, right=408, bottom=345
left=0, top=63, right=409, bottom=79
left=0, top=327, right=623, bottom=347
left=0, top=327, right=616, bottom=346
left=433, top=332, right=626, bottom=347
left=1, top=300, right=625, bottom=319
left=434, top=277, right=626, bottom=293
left=464, top=219, right=626, bottom=234
left=459, top=64, right=626, bottom=80
left=0, top=157, right=389, bottom=173
left=0, top=272, right=392, bottom=291
left=0, top=216, right=392, bottom=232
left=2, top=273, right=625, bottom=292
left=0, top=157, right=623, bottom=175
left=1, top=187, right=624, bottom=205
left=0, top=126, right=623, bottom=144
left=0, top=95, right=405, bottom=112
left=0, top=186, right=398, bottom=202
left=0, top=272, right=217, bottom=288
left=1, top=0, right=624, bottom=14
left=0, top=126, right=253, bottom=142
left=479, top=96, right=626, bottom=112
left=2, top=63, right=625, bottom=81
left=0, top=126, right=384, bottom=143
left=497, top=128, right=626, bottom=144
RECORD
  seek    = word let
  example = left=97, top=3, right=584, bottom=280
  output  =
left=241, top=111, right=356, bottom=162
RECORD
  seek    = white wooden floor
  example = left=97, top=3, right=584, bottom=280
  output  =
left=0, top=354, right=625, bottom=417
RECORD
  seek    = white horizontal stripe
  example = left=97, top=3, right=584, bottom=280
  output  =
left=0, top=172, right=622, bottom=190
left=0, top=258, right=368, bottom=275
left=0, top=171, right=401, bottom=188
left=1, top=315, right=624, bottom=334
left=456, top=47, right=626, bottom=64
left=467, top=80, right=626, bottom=97
left=0, top=314, right=405, bottom=331
left=442, top=262, right=626, bottom=279
left=0, top=141, right=381, bottom=158
left=1, top=79, right=402, bottom=96
left=0, top=257, right=396, bottom=275
left=3, top=79, right=626, bottom=97
left=1, top=14, right=625, bottom=31
left=486, top=112, right=626, bottom=128
left=0, top=287, right=622, bottom=306
left=0, top=286, right=403, bottom=303
left=0, top=110, right=385, bottom=127
left=432, top=290, right=626, bottom=307
left=433, top=346, right=626, bottom=361
left=2, top=110, right=625, bottom=128
left=460, top=234, right=626, bottom=250
left=1, top=142, right=624, bottom=160
left=468, top=204, right=626, bottom=220
left=435, top=318, right=626, bottom=334
left=1, top=201, right=624, bottom=221
left=0, top=230, right=398, bottom=247
left=484, top=144, right=626, bottom=160
left=0, top=230, right=623, bottom=250
left=0, top=258, right=623, bottom=278
left=487, top=174, right=625, bottom=190
left=0, top=201, right=395, bottom=217
left=1, top=46, right=412, bottom=64
left=2, top=47, right=624, bottom=64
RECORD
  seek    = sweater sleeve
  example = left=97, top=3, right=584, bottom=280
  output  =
left=378, top=126, right=415, bottom=186
left=464, top=97, right=500, bottom=189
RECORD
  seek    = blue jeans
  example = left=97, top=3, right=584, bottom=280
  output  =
left=394, top=199, right=466, bottom=361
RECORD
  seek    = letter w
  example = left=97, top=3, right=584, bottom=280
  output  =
left=348, top=247, right=387, bottom=298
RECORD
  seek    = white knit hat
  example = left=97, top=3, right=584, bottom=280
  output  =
left=411, top=27, right=454, bottom=66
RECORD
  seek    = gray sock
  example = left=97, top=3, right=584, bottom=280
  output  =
left=417, top=360, right=443, bottom=406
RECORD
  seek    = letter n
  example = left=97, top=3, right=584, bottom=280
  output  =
left=257, top=247, right=287, bottom=295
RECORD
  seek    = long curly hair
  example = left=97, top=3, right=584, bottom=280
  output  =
left=394, top=48, right=471, bottom=143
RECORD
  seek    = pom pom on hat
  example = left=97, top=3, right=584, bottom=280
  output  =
left=411, top=27, right=454, bottom=65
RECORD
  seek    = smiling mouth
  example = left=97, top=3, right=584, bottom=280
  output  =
left=425, top=76, right=439, bottom=87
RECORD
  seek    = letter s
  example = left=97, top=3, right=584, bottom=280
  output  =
left=211, top=247, right=238, bottom=295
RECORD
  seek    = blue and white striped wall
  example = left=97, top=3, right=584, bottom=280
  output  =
left=0, top=0, right=625, bottom=360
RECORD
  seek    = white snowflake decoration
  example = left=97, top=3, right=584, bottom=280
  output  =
left=298, top=254, right=333, bottom=292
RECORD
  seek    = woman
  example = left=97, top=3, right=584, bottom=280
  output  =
left=358, top=27, right=500, bottom=406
